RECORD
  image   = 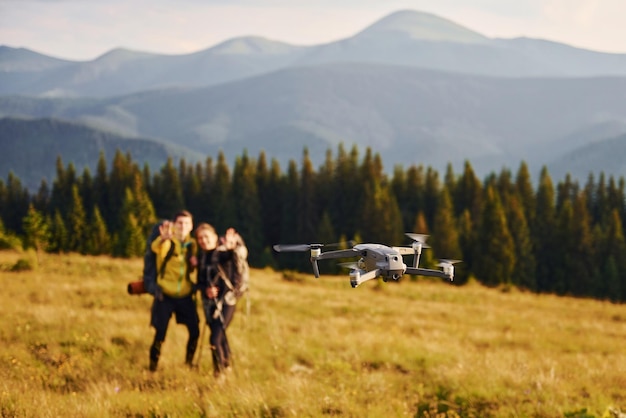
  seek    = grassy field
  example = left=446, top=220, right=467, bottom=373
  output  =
left=0, top=250, right=625, bottom=417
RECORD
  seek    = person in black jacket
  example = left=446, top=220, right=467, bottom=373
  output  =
left=195, top=223, right=248, bottom=378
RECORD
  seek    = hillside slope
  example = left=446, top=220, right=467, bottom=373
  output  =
left=1, top=251, right=625, bottom=416
left=0, top=117, right=199, bottom=190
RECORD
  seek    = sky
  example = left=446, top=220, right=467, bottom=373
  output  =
left=1, top=0, right=625, bottom=61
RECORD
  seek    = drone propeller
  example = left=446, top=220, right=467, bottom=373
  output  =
left=436, top=259, right=462, bottom=281
left=273, top=243, right=323, bottom=252
left=338, top=262, right=360, bottom=270
left=273, top=239, right=355, bottom=253
left=437, top=259, right=462, bottom=266
left=405, top=233, right=430, bottom=247
left=405, top=233, right=430, bottom=268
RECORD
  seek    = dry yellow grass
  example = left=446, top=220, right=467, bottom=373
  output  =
left=0, top=250, right=625, bottom=417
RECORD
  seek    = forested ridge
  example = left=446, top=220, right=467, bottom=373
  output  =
left=2, top=144, right=625, bottom=302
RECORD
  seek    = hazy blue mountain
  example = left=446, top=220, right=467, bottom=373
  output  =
left=2, top=63, right=625, bottom=181
left=0, top=117, right=200, bottom=190
left=0, top=46, right=75, bottom=96
left=0, top=45, right=74, bottom=72
left=0, top=38, right=309, bottom=97
left=548, top=132, right=626, bottom=181
left=2, top=10, right=626, bottom=97
left=295, top=11, right=626, bottom=78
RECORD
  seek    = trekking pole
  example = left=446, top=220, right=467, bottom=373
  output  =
left=194, top=318, right=207, bottom=370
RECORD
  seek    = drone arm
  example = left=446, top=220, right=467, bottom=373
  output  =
left=350, top=269, right=380, bottom=288
left=405, top=267, right=453, bottom=281
left=392, top=247, right=416, bottom=256
left=309, top=249, right=357, bottom=278
left=316, top=249, right=358, bottom=260
left=312, top=259, right=320, bottom=278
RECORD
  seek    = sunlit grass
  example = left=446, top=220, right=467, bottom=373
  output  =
left=0, top=250, right=625, bottom=417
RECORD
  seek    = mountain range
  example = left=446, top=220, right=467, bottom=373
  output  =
left=1, top=10, right=626, bottom=189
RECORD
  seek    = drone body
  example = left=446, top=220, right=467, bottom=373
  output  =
left=273, top=234, right=460, bottom=288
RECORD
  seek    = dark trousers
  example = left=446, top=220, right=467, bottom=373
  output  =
left=203, top=298, right=236, bottom=375
left=150, top=294, right=200, bottom=366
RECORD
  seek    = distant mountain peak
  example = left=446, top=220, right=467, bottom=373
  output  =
left=208, top=36, right=303, bottom=55
left=355, top=10, right=488, bottom=44
left=94, top=47, right=157, bottom=63
left=0, top=45, right=72, bottom=71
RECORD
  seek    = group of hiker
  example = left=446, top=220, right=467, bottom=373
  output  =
left=146, top=210, right=249, bottom=380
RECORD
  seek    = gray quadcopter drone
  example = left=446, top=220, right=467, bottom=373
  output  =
left=273, top=233, right=460, bottom=288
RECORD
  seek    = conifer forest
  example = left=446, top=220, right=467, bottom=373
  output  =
left=2, top=145, right=625, bottom=303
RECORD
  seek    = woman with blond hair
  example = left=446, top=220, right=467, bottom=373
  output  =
left=195, top=223, right=248, bottom=378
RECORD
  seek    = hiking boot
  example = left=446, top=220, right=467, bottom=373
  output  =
left=185, top=352, right=195, bottom=368
left=149, top=340, right=162, bottom=372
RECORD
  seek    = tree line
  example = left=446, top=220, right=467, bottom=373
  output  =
left=1, top=145, right=625, bottom=303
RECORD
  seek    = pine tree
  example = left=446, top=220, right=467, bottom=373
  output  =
left=565, top=193, right=595, bottom=297
left=454, top=161, right=483, bottom=221
left=129, top=170, right=157, bottom=236
left=33, top=179, right=50, bottom=214
left=507, top=196, right=536, bottom=291
left=405, top=165, right=426, bottom=231
left=93, top=150, right=110, bottom=229
left=279, top=160, right=302, bottom=270
left=412, top=211, right=429, bottom=235
left=423, top=167, right=440, bottom=229
left=49, top=210, right=69, bottom=253
left=360, top=148, right=385, bottom=188
left=593, top=173, right=610, bottom=226
left=152, top=157, right=185, bottom=219
left=317, top=211, right=338, bottom=274
left=22, top=204, right=51, bottom=261
left=474, top=185, right=515, bottom=286
left=50, top=156, right=70, bottom=217
left=79, top=167, right=95, bottom=219
left=556, top=174, right=578, bottom=213
left=456, top=209, right=474, bottom=284
left=316, top=149, right=336, bottom=233
left=66, top=184, right=87, bottom=253
left=196, top=156, right=215, bottom=223
left=255, top=151, right=273, bottom=251
left=496, top=168, right=516, bottom=205
left=597, top=209, right=626, bottom=301
left=113, top=189, right=145, bottom=257
left=0, top=179, right=6, bottom=227
left=179, top=158, right=203, bottom=218
left=84, top=206, right=111, bottom=256
left=554, top=199, right=574, bottom=295
left=2, top=172, right=30, bottom=234
left=515, top=161, right=535, bottom=229
left=391, top=165, right=409, bottom=230
left=430, top=188, right=461, bottom=263
left=233, top=151, right=263, bottom=266
left=107, top=150, right=134, bottom=230
left=533, top=167, right=557, bottom=292
left=360, top=181, right=403, bottom=245
left=444, top=163, right=457, bottom=202
left=262, top=158, right=285, bottom=253
left=211, top=151, right=235, bottom=233
left=332, top=144, right=361, bottom=239
left=296, top=148, right=318, bottom=243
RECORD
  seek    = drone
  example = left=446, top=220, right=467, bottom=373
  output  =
left=273, top=233, right=460, bottom=288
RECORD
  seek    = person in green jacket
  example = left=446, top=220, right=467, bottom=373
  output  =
left=149, top=210, right=199, bottom=372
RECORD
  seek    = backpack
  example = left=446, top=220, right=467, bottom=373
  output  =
left=212, top=239, right=250, bottom=308
left=142, top=221, right=175, bottom=295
